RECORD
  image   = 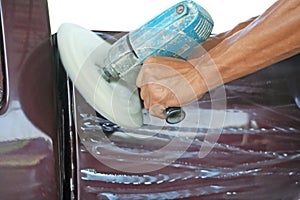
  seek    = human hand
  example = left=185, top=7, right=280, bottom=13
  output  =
left=136, top=56, right=207, bottom=119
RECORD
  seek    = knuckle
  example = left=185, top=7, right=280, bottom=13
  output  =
left=151, top=92, right=161, bottom=102
left=144, top=56, right=157, bottom=64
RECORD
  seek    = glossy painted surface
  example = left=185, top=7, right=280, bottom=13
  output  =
left=67, top=32, right=300, bottom=199
left=0, top=57, right=2, bottom=104
left=0, top=0, right=60, bottom=199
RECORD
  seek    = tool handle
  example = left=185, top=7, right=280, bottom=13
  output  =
left=165, top=107, right=186, bottom=124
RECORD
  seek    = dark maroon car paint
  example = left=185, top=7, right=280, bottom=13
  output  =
left=0, top=0, right=59, bottom=199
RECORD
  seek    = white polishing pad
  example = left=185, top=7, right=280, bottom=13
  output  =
left=57, top=23, right=143, bottom=129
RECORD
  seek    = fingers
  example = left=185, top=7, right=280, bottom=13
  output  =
left=144, top=56, right=188, bottom=70
left=139, top=83, right=179, bottom=118
left=139, top=84, right=167, bottom=119
left=148, top=104, right=166, bottom=119
left=139, top=84, right=165, bottom=109
left=138, top=71, right=179, bottom=119
left=136, top=56, right=203, bottom=119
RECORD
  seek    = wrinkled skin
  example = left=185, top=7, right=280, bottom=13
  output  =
left=136, top=0, right=300, bottom=118
left=136, top=56, right=206, bottom=118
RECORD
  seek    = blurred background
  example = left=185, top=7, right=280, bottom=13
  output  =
left=48, top=0, right=277, bottom=34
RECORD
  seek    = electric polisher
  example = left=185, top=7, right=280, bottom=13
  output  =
left=57, top=0, right=213, bottom=129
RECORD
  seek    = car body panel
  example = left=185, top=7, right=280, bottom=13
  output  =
left=0, top=0, right=60, bottom=199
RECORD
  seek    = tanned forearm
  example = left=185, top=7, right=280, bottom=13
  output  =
left=201, top=16, right=258, bottom=51
left=191, top=0, right=300, bottom=92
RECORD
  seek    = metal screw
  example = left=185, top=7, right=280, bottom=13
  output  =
left=165, top=107, right=186, bottom=124
left=176, top=5, right=185, bottom=14
left=102, top=122, right=119, bottom=133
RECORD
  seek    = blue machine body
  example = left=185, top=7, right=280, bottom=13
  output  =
left=130, top=0, right=214, bottom=59
left=101, top=0, right=214, bottom=83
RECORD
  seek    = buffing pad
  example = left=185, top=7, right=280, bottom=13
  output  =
left=57, top=23, right=143, bottom=129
